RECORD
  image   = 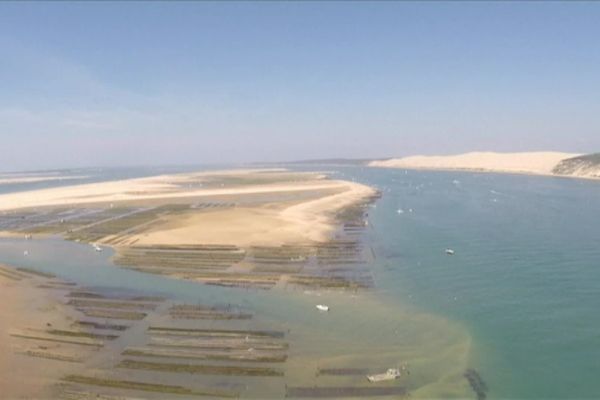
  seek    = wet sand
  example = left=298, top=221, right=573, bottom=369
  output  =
left=0, top=260, right=474, bottom=399
left=0, top=265, right=82, bottom=398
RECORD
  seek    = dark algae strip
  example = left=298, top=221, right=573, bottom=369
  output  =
left=148, top=326, right=285, bottom=338
left=317, top=368, right=369, bottom=376
left=9, top=333, right=102, bottom=347
left=78, top=309, right=147, bottom=320
left=16, top=267, right=56, bottom=278
left=464, top=369, right=488, bottom=400
left=67, top=299, right=158, bottom=310
left=286, top=386, right=407, bottom=398
left=74, top=320, right=130, bottom=331
left=122, top=347, right=287, bottom=363
left=61, top=375, right=238, bottom=398
left=118, top=359, right=284, bottom=376
left=46, top=329, right=119, bottom=340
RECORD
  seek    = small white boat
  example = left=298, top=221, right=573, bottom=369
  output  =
left=316, top=304, right=329, bottom=312
left=397, top=209, right=404, bottom=214
left=23, top=250, right=29, bottom=256
left=445, top=248, right=455, bottom=255
left=92, top=244, right=103, bottom=252
left=367, top=368, right=401, bottom=383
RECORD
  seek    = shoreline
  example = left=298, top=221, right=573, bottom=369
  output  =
left=369, top=163, right=600, bottom=182
left=0, top=168, right=379, bottom=290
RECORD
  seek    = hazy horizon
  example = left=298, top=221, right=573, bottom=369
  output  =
left=2, top=2, right=600, bottom=170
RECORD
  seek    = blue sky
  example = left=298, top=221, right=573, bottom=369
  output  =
left=1, top=2, right=599, bottom=170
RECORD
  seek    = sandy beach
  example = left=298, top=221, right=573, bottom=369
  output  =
left=370, top=151, right=581, bottom=176
left=129, top=179, right=375, bottom=247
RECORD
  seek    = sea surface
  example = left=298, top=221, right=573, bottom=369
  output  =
left=2, top=165, right=600, bottom=398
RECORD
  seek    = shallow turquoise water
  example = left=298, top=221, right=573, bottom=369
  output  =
left=2, top=166, right=600, bottom=398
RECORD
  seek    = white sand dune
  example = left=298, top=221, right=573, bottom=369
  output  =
left=369, top=152, right=580, bottom=175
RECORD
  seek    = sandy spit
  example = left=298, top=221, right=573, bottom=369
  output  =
left=0, top=168, right=377, bottom=247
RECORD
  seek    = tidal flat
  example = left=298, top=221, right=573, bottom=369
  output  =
left=0, top=168, right=489, bottom=399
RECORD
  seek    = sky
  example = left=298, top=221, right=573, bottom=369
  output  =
left=1, top=1, right=599, bottom=170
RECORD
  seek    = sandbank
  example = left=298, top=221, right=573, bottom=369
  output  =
left=0, top=175, right=89, bottom=185
left=0, top=168, right=376, bottom=247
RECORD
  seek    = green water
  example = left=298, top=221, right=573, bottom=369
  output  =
left=0, top=237, right=471, bottom=397
left=359, top=167, right=600, bottom=399
left=2, top=166, right=600, bottom=398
